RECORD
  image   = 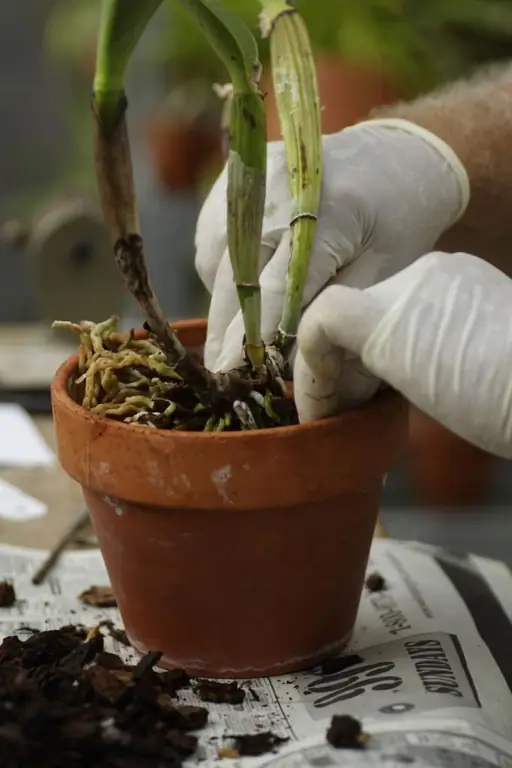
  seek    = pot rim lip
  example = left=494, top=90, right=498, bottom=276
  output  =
left=52, top=353, right=400, bottom=442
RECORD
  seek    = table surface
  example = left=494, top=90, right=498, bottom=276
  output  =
left=1, top=416, right=510, bottom=567
left=0, top=416, right=85, bottom=550
left=384, top=506, right=512, bottom=566
left=0, top=324, right=74, bottom=388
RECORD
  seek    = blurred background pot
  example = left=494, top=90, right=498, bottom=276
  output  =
left=263, top=56, right=403, bottom=139
left=146, top=80, right=221, bottom=192
left=147, top=119, right=219, bottom=191
left=408, top=408, right=494, bottom=507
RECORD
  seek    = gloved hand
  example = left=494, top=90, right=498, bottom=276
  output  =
left=295, top=251, right=512, bottom=460
left=195, top=118, right=469, bottom=372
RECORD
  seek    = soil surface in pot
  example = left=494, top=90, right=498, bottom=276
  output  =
left=56, top=316, right=298, bottom=432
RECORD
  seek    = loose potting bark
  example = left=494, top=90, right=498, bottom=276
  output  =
left=247, top=685, right=260, bottom=701
left=0, top=580, right=16, bottom=607
left=99, top=619, right=130, bottom=647
left=365, top=572, right=387, bottom=592
left=79, top=585, right=118, bottom=607
left=160, top=668, right=191, bottom=695
left=0, top=625, right=208, bottom=767
left=194, top=679, right=245, bottom=704
left=219, top=732, right=289, bottom=758
left=326, top=715, right=367, bottom=749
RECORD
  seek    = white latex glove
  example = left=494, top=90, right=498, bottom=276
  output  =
left=195, top=118, right=469, bottom=372
left=295, top=251, right=512, bottom=460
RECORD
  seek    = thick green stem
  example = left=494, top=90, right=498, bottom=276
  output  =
left=181, top=0, right=267, bottom=369
left=94, top=0, right=164, bottom=131
left=228, top=91, right=266, bottom=368
left=259, top=1, right=323, bottom=353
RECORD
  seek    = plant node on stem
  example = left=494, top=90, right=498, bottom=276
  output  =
left=183, top=0, right=267, bottom=371
left=259, top=0, right=323, bottom=354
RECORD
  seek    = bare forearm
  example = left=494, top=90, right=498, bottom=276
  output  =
left=373, top=63, right=512, bottom=275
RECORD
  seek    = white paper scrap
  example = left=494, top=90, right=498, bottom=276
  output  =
left=0, top=404, right=55, bottom=467
left=0, top=478, right=48, bottom=521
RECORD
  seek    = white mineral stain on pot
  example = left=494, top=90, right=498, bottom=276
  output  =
left=146, top=537, right=177, bottom=549
left=147, top=458, right=178, bottom=497
left=102, top=495, right=126, bottom=517
left=211, top=464, right=233, bottom=504
left=98, top=461, right=110, bottom=475
left=146, top=459, right=164, bottom=488
left=180, top=474, right=191, bottom=489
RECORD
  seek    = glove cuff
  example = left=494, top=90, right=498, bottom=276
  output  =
left=352, top=117, right=470, bottom=222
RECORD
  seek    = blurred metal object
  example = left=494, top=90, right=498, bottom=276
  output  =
left=24, top=197, right=125, bottom=329
left=0, top=219, right=30, bottom=250
left=0, top=224, right=38, bottom=325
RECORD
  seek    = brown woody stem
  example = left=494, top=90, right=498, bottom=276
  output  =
left=91, top=92, right=217, bottom=395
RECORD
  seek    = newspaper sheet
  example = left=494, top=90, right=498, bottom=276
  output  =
left=1, top=538, right=512, bottom=767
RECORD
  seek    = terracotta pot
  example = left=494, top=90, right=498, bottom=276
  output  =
left=51, top=319, right=407, bottom=678
left=263, top=56, right=403, bottom=141
left=147, top=120, right=220, bottom=191
left=408, top=408, right=494, bottom=507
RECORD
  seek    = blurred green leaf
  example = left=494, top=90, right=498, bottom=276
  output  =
left=45, top=0, right=101, bottom=66
left=46, top=0, right=512, bottom=91
left=161, top=0, right=512, bottom=90
left=177, top=0, right=260, bottom=89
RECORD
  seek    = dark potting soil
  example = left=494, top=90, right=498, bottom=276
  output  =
left=220, top=732, right=289, bottom=757
left=0, top=580, right=16, bottom=607
left=79, top=585, right=118, bottom=608
left=99, top=620, right=130, bottom=647
left=193, top=679, right=246, bottom=704
left=365, top=571, right=387, bottom=592
left=160, top=668, right=191, bottom=695
left=326, top=715, right=367, bottom=750
left=320, top=653, right=364, bottom=675
left=0, top=624, right=208, bottom=767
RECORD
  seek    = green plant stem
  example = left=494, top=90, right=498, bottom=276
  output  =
left=259, top=0, right=323, bottom=353
left=228, top=90, right=266, bottom=368
left=94, top=0, right=164, bottom=132
left=181, top=0, right=267, bottom=369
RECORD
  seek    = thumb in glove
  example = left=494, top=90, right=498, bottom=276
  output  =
left=294, top=251, right=512, bottom=460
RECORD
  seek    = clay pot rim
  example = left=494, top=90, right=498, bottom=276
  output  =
left=52, top=352, right=392, bottom=442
